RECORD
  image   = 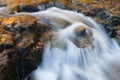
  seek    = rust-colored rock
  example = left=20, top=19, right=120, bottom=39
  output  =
left=0, top=0, right=39, bottom=13
left=1, top=14, right=36, bottom=27
left=0, top=14, right=51, bottom=80
left=0, top=34, right=14, bottom=48
left=36, top=0, right=52, bottom=3
left=0, top=0, right=53, bottom=13
left=76, top=0, right=93, bottom=3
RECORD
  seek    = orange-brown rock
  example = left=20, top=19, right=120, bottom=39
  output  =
left=76, top=0, right=93, bottom=3
left=88, top=0, right=120, bottom=16
left=0, top=0, right=53, bottom=13
left=0, top=14, right=51, bottom=80
left=0, top=14, right=36, bottom=27
left=0, top=0, right=38, bottom=13
left=35, top=0, right=52, bottom=3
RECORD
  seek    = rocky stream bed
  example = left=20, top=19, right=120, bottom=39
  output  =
left=0, top=0, right=119, bottom=80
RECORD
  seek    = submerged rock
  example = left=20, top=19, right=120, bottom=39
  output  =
left=43, top=25, right=92, bottom=50
left=74, top=26, right=92, bottom=48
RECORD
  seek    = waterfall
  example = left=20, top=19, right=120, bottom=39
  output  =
left=25, top=7, right=120, bottom=80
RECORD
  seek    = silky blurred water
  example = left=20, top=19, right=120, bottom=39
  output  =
left=25, top=7, right=120, bottom=80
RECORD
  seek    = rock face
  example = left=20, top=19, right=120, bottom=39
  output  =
left=0, top=14, right=51, bottom=80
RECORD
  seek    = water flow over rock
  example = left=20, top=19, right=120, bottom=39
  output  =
left=24, top=7, right=120, bottom=80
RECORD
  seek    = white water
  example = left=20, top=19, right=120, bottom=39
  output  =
left=25, top=7, right=120, bottom=80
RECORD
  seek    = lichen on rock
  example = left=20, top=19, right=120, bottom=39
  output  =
left=0, top=13, right=50, bottom=80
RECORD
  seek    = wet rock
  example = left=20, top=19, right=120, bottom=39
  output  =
left=0, top=50, right=17, bottom=80
left=0, top=0, right=40, bottom=13
left=0, top=34, right=14, bottom=48
left=74, top=33, right=92, bottom=48
left=16, top=36, right=34, bottom=49
left=0, top=14, right=50, bottom=80
left=43, top=26, right=92, bottom=49
left=81, top=0, right=120, bottom=44
left=111, top=25, right=120, bottom=43
left=109, top=16, right=120, bottom=26
left=18, top=5, right=39, bottom=12
left=37, top=22, right=52, bottom=33
left=0, top=0, right=6, bottom=7
left=0, top=0, right=53, bottom=13
left=74, top=26, right=92, bottom=48
left=0, top=0, right=119, bottom=80
left=74, top=26, right=86, bottom=37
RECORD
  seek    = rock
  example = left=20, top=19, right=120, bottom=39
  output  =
left=0, top=50, right=17, bottom=80
left=2, top=14, right=36, bottom=27
left=0, top=0, right=39, bottom=13
left=74, top=33, right=92, bottom=48
left=43, top=25, right=92, bottom=49
left=0, top=34, right=14, bottom=48
left=0, top=0, right=53, bottom=13
left=18, top=5, right=39, bottom=12
left=81, top=0, right=120, bottom=44
left=109, top=16, right=120, bottom=26
left=74, top=26, right=86, bottom=37
left=74, top=26, right=92, bottom=48
left=0, top=14, right=50, bottom=80
left=111, top=25, right=120, bottom=44
left=0, top=0, right=120, bottom=80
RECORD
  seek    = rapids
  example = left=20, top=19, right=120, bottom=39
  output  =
left=25, top=7, right=120, bottom=80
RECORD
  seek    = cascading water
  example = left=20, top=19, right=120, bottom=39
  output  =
left=25, top=7, right=120, bottom=80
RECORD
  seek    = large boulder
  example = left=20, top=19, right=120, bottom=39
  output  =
left=0, top=14, right=51, bottom=80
